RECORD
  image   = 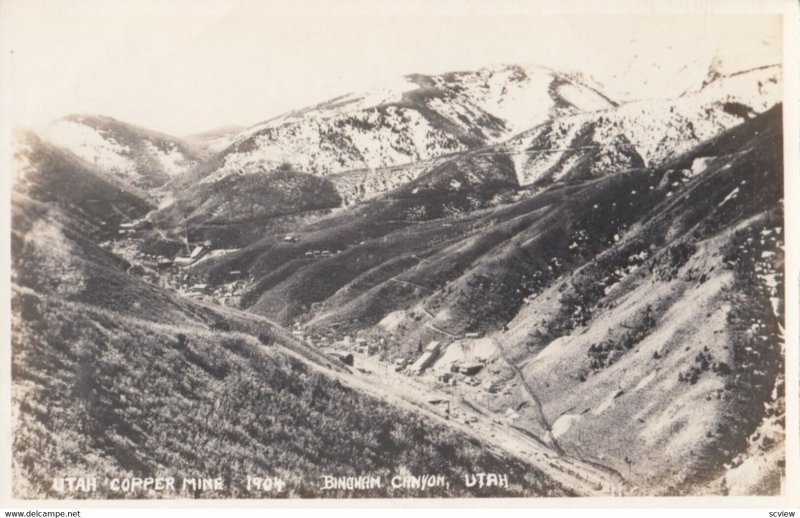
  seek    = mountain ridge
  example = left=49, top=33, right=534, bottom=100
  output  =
left=40, top=114, right=203, bottom=190
left=9, top=58, right=786, bottom=496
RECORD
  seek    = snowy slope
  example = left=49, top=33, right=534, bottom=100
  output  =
left=193, top=65, right=616, bottom=184
left=323, top=63, right=782, bottom=203
left=12, top=129, right=154, bottom=238
left=503, top=64, right=782, bottom=186
left=186, top=61, right=780, bottom=204
left=41, top=115, right=202, bottom=190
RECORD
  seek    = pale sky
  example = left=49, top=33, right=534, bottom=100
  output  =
left=0, top=0, right=784, bottom=136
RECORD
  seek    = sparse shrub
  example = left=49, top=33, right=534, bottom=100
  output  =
left=720, top=477, right=729, bottom=496
left=678, top=347, right=714, bottom=384
left=652, top=242, right=695, bottom=281
left=210, top=320, right=231, bottom=332
left=276, top=162, right=294, bottom=173
left=587, top=306, right=657, bottom=373
left=713, top=361, right=731, bottom=375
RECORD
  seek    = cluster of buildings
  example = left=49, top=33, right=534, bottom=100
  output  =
left=172, top=244, right=208, bottom=267
left=117, top=220, right=153, bottom=236
left=304, top=249, right=340, bottom=258
left=435, top=362, right=484, bottom=386
left=283, top=234, right=345, bottom=259
left=110, top=222, right=248, bottom=306
left=409, top=341, right=442, bottom=373
left=292, top=328, right=381, bottom=355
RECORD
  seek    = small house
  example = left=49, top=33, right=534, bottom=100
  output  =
left=189, top=246, right=206, bottom=259
left=157, top=258, right=174, bottom=269
left=410, top=341, right=441, bottom=374
left=173, top=256, right=196, bottom=267
left=464, top=332, right=483, bottom=339
left=459, top=362, right=484, bottom=376
left=283, top=235, right=297, bottom=242
left=328, top=350, right=354, bottom=366
left=424, top=341, right=441, bottom=354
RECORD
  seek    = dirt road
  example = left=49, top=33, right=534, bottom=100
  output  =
left=329, top=350, right=627, bottom=496
left=183, top=288, right=628, bottom=496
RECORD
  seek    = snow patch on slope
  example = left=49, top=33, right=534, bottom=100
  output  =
left=205, top=106, right=466, bottom=183
left=202, top=65, right=616, bottom=186
left=42, top=120, right=138, bottom=182
left=144, top=141, right=192, bottom=177
left=507, top=65, right=782, bottom=186
left=239, top=76, right=420, bottom=140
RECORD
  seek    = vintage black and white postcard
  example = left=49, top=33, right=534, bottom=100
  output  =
left=0, top=0, right=798, bottom=509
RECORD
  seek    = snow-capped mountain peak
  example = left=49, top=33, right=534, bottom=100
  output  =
left=192, top=64, right=617, bottom=186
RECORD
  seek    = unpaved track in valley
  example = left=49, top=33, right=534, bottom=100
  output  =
left=490, top=337, right=564, bottom=454
left=172, top=288, right=627, bottom=496
left=340, top=351, right=626, bottom=496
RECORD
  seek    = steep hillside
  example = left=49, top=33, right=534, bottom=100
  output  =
left=10, top=160, right=571, bottom=500
left=15, top=57, right=784, bottom=498
left=500, top=64, right=781, bottom=186
left=13, top=130, right=154, bottom=240
left=166, top=63, right=779, bottom=212
left=150, top=167, right=343, bottom=248
left=589, top=44, right=780, bottom=103
left=41, top=114, right=202, bottom=189
left=193, top=106, right=784, bottom=494
left=179, top=65, right=614, bottom=187
left=493, top=105, right=784, bottom=495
